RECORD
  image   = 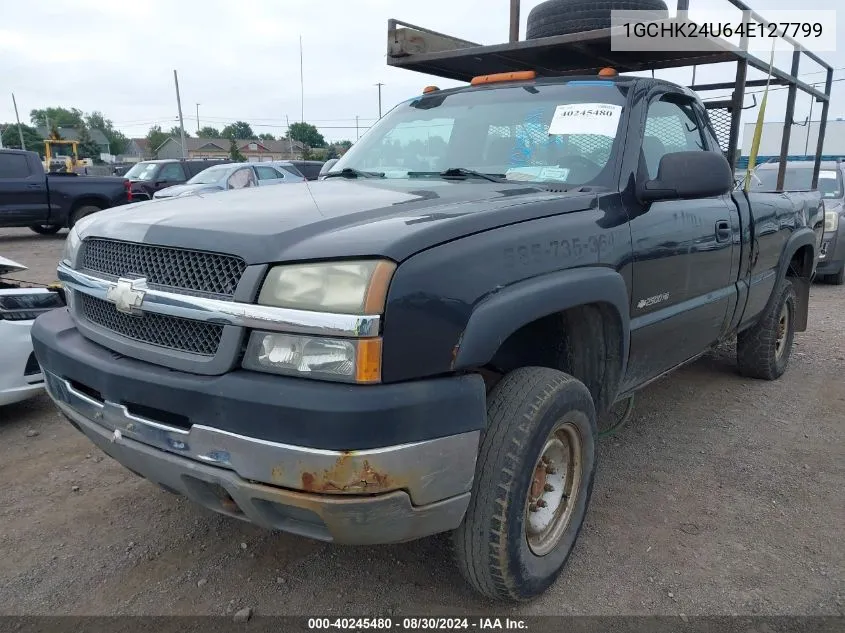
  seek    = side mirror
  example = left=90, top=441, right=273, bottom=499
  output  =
left=319, top=158, right=339, bottom=179
left=639, top=151, right=733, bottom=202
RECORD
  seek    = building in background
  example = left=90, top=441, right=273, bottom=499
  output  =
left=120, top=138, right=153, bottom=162
left=155, top=137, right=307, bottom=161
left=739, top=119, right=845, bottom=168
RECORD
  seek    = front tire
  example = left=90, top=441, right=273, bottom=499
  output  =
left=70, top=205, right=102, bottom=227
left=737, top=279, right=797, bottom=380
left=453, top=367, right=597, bottom=601
left=29, top=224, right=62, bottom=235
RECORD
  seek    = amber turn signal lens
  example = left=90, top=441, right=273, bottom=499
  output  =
left=355, top=338, right=383, bottom=384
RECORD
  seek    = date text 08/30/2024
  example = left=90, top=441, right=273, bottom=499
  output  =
left=307, top=617, right=528, bottom=630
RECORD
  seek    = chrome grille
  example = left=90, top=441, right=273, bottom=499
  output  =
left=80, top=294, right=223, bottom=356
left=81, top=238, right=246, bottom=298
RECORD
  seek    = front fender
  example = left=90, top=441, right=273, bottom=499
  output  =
left=453, top=266, right=631, bottom=376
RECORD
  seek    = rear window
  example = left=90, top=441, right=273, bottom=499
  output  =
left=279, top=165, right=303, bottom=178
left=753, top=166, right=843, bottom=198
left=0, top=154, right=31, bottom=179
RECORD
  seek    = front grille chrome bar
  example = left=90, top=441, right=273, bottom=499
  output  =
left=58, top=263, right=381, bottom=339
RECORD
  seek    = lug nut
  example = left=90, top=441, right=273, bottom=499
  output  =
left=529, top=503, right=538, bottom=512
left=536, top=499, right=548, bottom=508
left=545, top=466, right=557, bottom=475
left=541, top=456, right=549, bottom=465
left=544, top=483, right=554, bottom=492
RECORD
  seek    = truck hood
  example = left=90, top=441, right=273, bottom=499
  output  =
left=77, top=179, right=598, bottom=264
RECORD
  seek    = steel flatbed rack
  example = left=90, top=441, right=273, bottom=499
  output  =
left=386, top=0, right=834, bottom=189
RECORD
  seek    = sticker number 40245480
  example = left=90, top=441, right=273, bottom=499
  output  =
left=548, top=103, right=623, bottom=137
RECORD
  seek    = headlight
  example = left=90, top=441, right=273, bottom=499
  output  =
left=62, top=226, right=82, bottom=266
left=258, top=260, right=396, bottom=314
left=824, top=209, right=840, bottom=232
left=243, top=332, right=382, bottom=383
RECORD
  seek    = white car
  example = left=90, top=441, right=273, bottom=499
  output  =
left=0, top=256, right=65, bottom=406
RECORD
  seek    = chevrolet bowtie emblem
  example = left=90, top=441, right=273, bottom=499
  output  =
left=106, top=277, right=148, bottom=315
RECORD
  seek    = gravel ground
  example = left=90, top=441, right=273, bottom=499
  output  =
left=0, top=226, right=843, bottom=617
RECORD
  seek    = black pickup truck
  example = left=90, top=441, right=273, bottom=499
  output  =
left=0, top=149, right=130, bottom=235
left=31, top=12, right=828, bottom=604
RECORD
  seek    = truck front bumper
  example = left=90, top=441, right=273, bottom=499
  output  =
left=33, top=309, right=486, bottom=544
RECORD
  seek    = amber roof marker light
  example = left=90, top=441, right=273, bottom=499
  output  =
left=598, top=67, right=619, bottom=77
left=470, top=70, right=537, bottom=86
left=422, top=85, right=440, bottom=94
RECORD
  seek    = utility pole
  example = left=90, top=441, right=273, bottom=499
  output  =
left=173, top=70, right=187, bottom=158
left=12, top=93, right=25, bottom=150
left=375, top=83, right=385, bottom=119
left=509, top=0, right=520, bottom=42
left=196, top=103, right=201, bottom=134
left=285, top=115, right=295, bottom=158
left=299, top=35, right=305, bottom=122
left=355, top=115, right=360, bottom=140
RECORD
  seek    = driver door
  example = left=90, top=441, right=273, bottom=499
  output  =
left=622, top=94, right=738, bottom=389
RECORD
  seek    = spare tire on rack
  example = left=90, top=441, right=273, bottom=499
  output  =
left=526, top=0, right=669, bottom=40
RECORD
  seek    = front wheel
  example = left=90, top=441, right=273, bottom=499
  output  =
left=453, top=367, right=597, bottom=601
left=29, top=224, right=62, bottom=235
left=70, top=205, right=103, bottom=228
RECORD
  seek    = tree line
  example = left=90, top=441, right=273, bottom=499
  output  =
left=2, top=106, right=354, bottom=162
left=1, top=106, right=128, bottom=160
left=146, top=121, right=351, bottom=160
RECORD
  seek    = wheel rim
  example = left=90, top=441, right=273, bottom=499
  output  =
left=525, top=417, right=583, bottom=556
left=775, top=302, right=790, bottom=359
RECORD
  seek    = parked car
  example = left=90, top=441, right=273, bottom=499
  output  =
left=124, top=159, right=226, bottom=200
left=752, top=160, right=845, bottom=284
left=0, top=256, right=65, bottom=406
left=287, top=160, right=325, bottom=181
left=0, top=149, right=131, bottom=235
left=153, top=162, right=304, bottom=199
left=31, top=0, right=828, bottom=603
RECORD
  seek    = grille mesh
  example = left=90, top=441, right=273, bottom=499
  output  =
left=705, top=106, right=733, bottom=154
left=80, top=294, right=223, bottom=356
left=81, top=239, right=246, bottom=297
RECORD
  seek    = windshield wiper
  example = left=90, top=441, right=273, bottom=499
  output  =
left=323, top=167, right=384, bottom=179
left=408, top=168, right=507, bottom=183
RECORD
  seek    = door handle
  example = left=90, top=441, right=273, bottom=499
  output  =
left=715, top=220, right=731, bottom=243
left=26, top=183, right=41, bottom=189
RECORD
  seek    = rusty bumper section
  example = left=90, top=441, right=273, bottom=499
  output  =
left=46, top=370, right=478, bottom=544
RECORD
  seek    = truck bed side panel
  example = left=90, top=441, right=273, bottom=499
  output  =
left=734, top=189, right=822, bottom=332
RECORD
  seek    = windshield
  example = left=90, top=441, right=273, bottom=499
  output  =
left=329, top=82, right=629, bottom=186
left=188, top=165, right=232, bottom=185
left=752, top=167, right=843, bottom=198
left=124, top=162, right=160, bottom=181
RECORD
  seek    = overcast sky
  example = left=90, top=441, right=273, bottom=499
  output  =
left=1, top=0, right=843, bottom=144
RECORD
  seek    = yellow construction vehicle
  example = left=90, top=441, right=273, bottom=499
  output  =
left=43, top=139, right=89, bottom=173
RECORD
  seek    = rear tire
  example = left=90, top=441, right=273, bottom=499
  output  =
left=737, top=279, right=797, bottom=380
left=453, top=367, right=597, bottom=601
left=526, top=0, right=668, bottom=39
left=29, top=224, right=62, bottom=235
left=70, top=205, right=102, bottom=228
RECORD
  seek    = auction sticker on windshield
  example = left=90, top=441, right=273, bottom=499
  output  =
left=549, top=103, right=623, bottom=137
